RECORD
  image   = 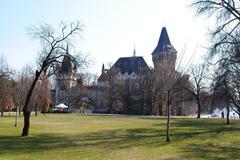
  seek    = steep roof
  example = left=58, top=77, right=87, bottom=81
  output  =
left=152, top=27, right=177, bottom=55
left=60, top=46, right=77, bottom=73
left=112, top=56, right=150, bottom=74
left=97, top=71, right=109, bottom=82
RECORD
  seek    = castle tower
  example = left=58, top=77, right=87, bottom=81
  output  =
left=59, top=45, right=77, bottom=89
left=152, top=27, right=177, bottom=70
left=55, top=45, right=77, bottom=106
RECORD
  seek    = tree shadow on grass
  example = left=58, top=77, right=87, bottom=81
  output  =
left=0, top=128, right=164, bottom=156
left=168, top=119, right=240, bottom=159
left=181, top=143, right=240, bottom=160
left=1, top=120, right=240, bottom=159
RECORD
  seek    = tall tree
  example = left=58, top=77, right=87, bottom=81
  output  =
left=188, top=64, right=207, bottom=118
left=17, top=65, right=35, bottom=116
left=21, top=21, right=85, bottom=136
left=139, top=71, right=155, bottom=115
left=105, top=67, right=118, bottom=113
left=212, top=66, right=232, bottom=124
left=0, top=55, right=13, bottom=116
left=154, top=58, right=187, bottom=142
left=192, top=0, right=240, bottom=121
left=228, top=66, right=240, bottom=117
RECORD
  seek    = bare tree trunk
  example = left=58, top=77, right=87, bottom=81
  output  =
left=164, top=107, right=167, bottom=117
left=1, top=106, right=3, bottom=116
left=166, top=100, right=171, bottom=142
left=166, top=90, right=171, bottom=142
left=224, top=88, right=230, bottom=125
left=158, top=103, right=163, bottom=116
left=35, top=103, right=38, bottom=116
left=22, top=70, right=41, bottom=136
left=226, top=102, right=230, bottom=125
left=22, top=110, right=31, bottom=136
left=197, top=100, right=201, bottom=118
left=15, top=106, right=19, bottom=127
left=19, top=106, right=22, bottom=116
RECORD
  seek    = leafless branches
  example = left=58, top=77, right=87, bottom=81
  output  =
left=188, top=64, right=208, bottom=118
left=22, top=21, right=84, bottom=136
left=192, top=0, right=240, bottom=58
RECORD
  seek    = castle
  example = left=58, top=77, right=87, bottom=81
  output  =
left=52, top=27, right=194, bottom=115
left=96, top=27, right=185, bottom=114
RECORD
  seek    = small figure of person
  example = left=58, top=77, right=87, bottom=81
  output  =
left=221, top=111, right=224, bottom=119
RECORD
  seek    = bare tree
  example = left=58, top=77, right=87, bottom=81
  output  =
left=188, top=64, right=207, bottom=118
left=154, top=58, right=187, bottom=142
left=212, top=66, right=231, bottom=124
left=138, top=71, right=155, bottom=115
left=78, top=72, right=98, bottom=86
left=0, top=55, right=13, bottom=116
left=192, top=0, right=240, bottom=121
left=18, top=65, right=34, bottom=115
left=30, top=74, right=51, bottom=116
left=228, top=68, right=240, bottom=117
left=21, top=21, right=85, bottom=136
left=0, top=79, right=12, bottom=116
left=105, top=67, right=119, bottom=113
left=39, top=75, right=51, bottom=115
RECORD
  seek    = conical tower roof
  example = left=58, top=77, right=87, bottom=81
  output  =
left=101, top=63, right=105, bottom=73
left=152, top=27, right=177, bottom=55
left=61, top=45, right=76, bottom=72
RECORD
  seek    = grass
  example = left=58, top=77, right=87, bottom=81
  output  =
left=0, top=114, right=240, bottom=160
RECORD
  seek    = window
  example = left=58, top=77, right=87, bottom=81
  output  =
left=135, top=83, right=140, bottom=89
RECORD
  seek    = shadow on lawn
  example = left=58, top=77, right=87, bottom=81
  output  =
left=170, top=119, right=240, bottom=159
left=0, top=120, right=240, bottom=159
left=181, top=143, right=240, bottom=160
left=0, top=128, right=164, bottom=155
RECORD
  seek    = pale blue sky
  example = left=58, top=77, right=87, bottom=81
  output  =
left=0, top=0, right=211, bottom=74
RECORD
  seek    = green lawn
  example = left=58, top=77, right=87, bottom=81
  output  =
left=0, top=114, right=240, bottom=160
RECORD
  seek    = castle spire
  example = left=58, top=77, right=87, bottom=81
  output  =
left=66, top=44, right=69, bottom=55
left=102, top=63, right=105, bottom=73
left=133, top=44, right=136, bottom=57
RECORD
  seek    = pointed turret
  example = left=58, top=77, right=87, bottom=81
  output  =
left=152, top=27, right=177, bottom=55
left=61, top=45, right=76, bottom=72
left=133, top=46, right=136, bottom=57
left=66, top=44, right=69, bottom=55
left=102, top=63, right=105, bottom=73
left=152, top=27, right=177, bottom=69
